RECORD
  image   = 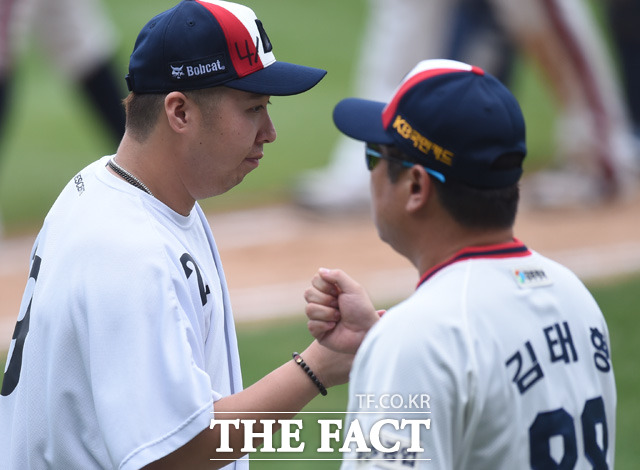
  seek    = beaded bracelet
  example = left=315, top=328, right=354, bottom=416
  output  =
left=292, top=352, right=328, bottom=396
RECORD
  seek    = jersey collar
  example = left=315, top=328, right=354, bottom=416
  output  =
left=417, top=238, right=531, bottom=288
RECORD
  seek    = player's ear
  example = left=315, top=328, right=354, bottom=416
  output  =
left=405, top=165, right=432, bottom=213
left=164, top=92, right=191, bottom=133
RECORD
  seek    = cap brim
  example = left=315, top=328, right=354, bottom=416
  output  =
left=224, top=61, right=326, bottom=96
left=332, top=98, right=393, bottom=144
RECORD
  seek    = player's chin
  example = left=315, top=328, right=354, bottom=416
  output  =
left=212, top=169, right=254, bottom=196
left=234, top=159, right=260, bottom=182
left=244, top=157, right=261, bottom=170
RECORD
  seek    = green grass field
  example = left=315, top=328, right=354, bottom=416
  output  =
left=1, top=0, right=637, bottom=468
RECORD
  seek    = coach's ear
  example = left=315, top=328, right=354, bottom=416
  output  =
left=164, top=92, right=192, bottom=133
left=405, top=165, right=433, bottom=214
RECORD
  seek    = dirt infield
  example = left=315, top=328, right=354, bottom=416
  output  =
left=2, top=194, right=640, bottom=351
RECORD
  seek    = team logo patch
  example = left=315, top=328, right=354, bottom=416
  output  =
left=513, top=267, right=553, bottom=289
left=171, top=65, right=185, bottom=79
left=391, top=114, right=454, bottom=166
left=169, top=54, right=227, bottom=81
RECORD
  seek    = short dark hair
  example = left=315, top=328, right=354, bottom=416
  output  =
left=383, top=145, right=520, bottom=229
left=123, top=88, right=224, bottom=142
left=123, top=93, right=167, bottom=142
left=432, top=178, right=519, bottom=229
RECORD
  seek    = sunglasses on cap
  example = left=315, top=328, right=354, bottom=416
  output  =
left=365, top=143, right=446, bottom=183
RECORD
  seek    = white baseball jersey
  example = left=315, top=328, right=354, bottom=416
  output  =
left=342, top=240, right=616, bottom=469
left=0, top=156, right=247, bottom=469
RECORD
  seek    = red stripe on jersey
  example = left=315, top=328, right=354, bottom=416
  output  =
left=382, top=68, right=466, bottom=129
left=417, top=238, right=531, bottom=288
left=196, top=0, right=264, bottom=77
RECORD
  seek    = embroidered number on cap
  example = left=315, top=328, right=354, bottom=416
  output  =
left=235, top=37, right=260, bottom=66
left=255, top=20, right=272, bottom=52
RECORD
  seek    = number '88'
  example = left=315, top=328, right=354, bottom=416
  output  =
left=529, top=396, right=609, bottom=469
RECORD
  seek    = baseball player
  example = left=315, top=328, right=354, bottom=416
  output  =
left=305, top=59, right=617, bottom=468
left=489, top=0, right=639, bottom=206
left=0, top=0, right=125, bottom=143
left=0, top=1, right=353, bottom=469
left=606, top=0, right=640, bottom=135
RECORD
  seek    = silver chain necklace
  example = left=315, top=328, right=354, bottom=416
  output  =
left=107, top=158, right=154, bottom=197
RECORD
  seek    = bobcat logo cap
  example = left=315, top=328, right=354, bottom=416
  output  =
left=126, top=0, right=327, bottom=96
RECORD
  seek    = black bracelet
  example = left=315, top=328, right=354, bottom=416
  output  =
left=292, top=352, right=328, bottom=396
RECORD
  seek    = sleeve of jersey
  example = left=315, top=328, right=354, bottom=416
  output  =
left=79, top=240, right=214, bottom=469
left=344, top=302, right=474, bottom=469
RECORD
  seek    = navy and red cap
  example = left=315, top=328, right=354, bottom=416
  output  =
left=333, top=59, right=527, bottom=189
left=126, top=0, right=326, bottom=96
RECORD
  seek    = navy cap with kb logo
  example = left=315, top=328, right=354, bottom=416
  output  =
left=333, top=59, right=527, bottom=189
left=126, top=0, right=326, bottom=96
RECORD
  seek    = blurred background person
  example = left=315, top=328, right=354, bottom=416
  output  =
left=492, top=0, right=639, bottom=207
left=0, top=0, right=126, bottom=234
left=606, top=0, right=640, bottom=136
left=294, top=0, right=639, bottom=212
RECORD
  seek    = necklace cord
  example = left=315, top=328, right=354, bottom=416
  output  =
left=106, top=158, right=154, bottom=197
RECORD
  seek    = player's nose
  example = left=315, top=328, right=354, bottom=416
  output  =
left=259, top=113, right=277, bottom=144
